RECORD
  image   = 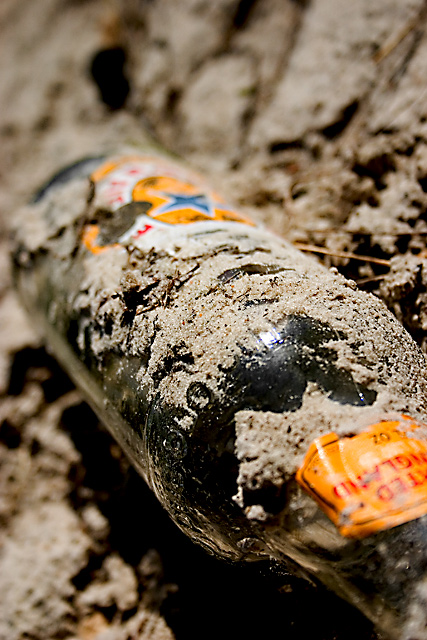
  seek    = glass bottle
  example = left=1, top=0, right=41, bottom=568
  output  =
left=12, top=149, right=427, bottom=639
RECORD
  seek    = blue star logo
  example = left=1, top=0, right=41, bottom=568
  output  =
left=156, top=192, right=214, bottom=217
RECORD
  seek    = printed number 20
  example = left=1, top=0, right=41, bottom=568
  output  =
left=371, top=432, right=391, bottom=445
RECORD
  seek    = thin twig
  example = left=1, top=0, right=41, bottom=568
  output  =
left=356, top=274, right=387, bottom=286
left=293, top=242, right=390, bottom=266
left=373, top=18, right=418, bottom=64
left=298, top=228, right=427, bottom=237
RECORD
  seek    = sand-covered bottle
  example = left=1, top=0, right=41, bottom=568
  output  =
left=12, top=148, right=427, bottom=639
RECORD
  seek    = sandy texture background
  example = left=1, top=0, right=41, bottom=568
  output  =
left=2, top=1, right=427, bottom=638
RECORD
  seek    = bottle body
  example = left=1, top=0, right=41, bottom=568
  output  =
left=12, top=149, right=427, bottom=638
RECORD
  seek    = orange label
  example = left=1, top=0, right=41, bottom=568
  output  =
left=296, top=417, right=427, bottom=538
left=83, top=156, right=255, bottom=253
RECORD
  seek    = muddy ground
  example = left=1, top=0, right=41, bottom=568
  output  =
left=2, top=1, right=427, bottom=638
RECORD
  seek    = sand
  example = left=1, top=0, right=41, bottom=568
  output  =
left=3, top=1, right=427, bottom=638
